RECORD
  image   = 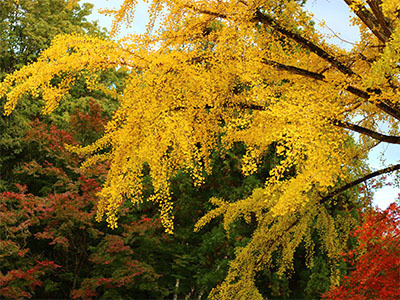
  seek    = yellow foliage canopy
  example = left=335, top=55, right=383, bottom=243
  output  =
left=1, top=0, right=400, bottom=298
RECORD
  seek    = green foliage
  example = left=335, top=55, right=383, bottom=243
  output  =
left=0, top=0, right=103, bottom=76
left=0, top=0, right=121, bottom=191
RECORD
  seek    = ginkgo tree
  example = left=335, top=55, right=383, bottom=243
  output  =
left=1, top=0, right=400, bottom=298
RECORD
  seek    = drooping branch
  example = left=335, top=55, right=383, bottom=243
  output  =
left=334, top=119, right=400, bottom=144
left=321, top=164, right=400, bottom=203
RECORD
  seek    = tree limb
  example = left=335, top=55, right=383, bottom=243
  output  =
left=185, top=5, right=400, bottom=120
left=261, top=59, right=400, bottom=120
left=334, top=119, right=400, bottom=144
left=321, top=164, right=400, bottom=203
left=255, top=10, right=400, bottom=120
left=262, top=59, right=325, bottom=80
left=366, top=0, right=393, bottom=38
left=344, top=0, right=389, bottom=43
left=254, top=10, right=357, bottom=77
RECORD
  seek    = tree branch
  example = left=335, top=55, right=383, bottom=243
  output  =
left=344, top=0, right=389, bottom=43
left=334, top=119, right=400, bottom=144
left=255, top=9, right=400, bottom=120
left=173, top=5, right=400, bottom=122
left=262, top=59, right=325, bottom=80
left=254, top=10, right=357, bottom=77
left=253, top=9, right=400, bottom=120
left=366, top=0, right=393, bottom=38
left=185, top=5, right=400, bottom=120
left=261, top=59, right=400, bottom=120
left=171, top=102, right=266, bottom=112
left=321, top=164, right=400, bottom=203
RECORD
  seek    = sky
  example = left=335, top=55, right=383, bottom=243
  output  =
left=82, top=0, right=399, bottom=209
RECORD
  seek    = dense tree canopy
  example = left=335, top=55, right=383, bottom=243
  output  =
left=1, top=0, right=400, bottom=298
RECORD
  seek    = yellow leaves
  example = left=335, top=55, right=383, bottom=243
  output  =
left=67, top=0, right=79, bottom=10
left=0, top=1, right=362, bottom=237
left=367, top=22, right=400, bottom=93
left=1, top=33, right=129, bottom=116
left=206, top=190, right=356, bottom=300
left=195, top=189, right=269, bottom=236
left=42, top=76, right=76, bottom=114
left=194, top=197, right=229, bottom=232
left=348, top=0, right=367, bottom=12
left=99, top=0, right=138, bottom=37
left=2, top=1, right=400, bottom=296
left=190, top=148, right=206, bottom=187
left=381, top=0, right=400, bottom=21
left=148, top=188, right=174, bottom=234
left=241, top=146, right=261, bottom=176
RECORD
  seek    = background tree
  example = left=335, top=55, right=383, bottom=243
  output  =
left=0, top=104, right=164, bottom=299
left=0, top=0, right=117, bottom=190
left=0, top=0, right=101, bottom=76
left=323, top=200, right=400, bottom=300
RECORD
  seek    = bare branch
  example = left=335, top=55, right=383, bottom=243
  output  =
left=312, top=16, right=357, bottom=46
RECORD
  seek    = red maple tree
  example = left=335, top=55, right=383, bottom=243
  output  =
left=324, top=198, right=400, bottom=300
